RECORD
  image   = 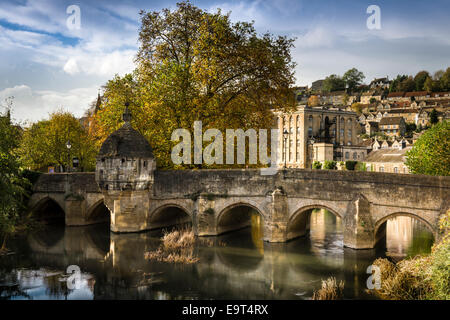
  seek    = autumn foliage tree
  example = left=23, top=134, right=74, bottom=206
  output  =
left=19, top=111, right=97, bottom=171
left=92, top=1, right=296, bottom=168
left=406, top=121, right=449, bottom=176
left=0, top=108, right=29, bottom=251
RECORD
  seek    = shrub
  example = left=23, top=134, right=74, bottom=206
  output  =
left=323, top=160, right=337, bottom=170
left=312, top=161, right=322, bottom=169
left=345, top=161, right=358, bottom=170
left=312, top=277, right=345, bottom=300
left=356, top=162, right=367, bottom=171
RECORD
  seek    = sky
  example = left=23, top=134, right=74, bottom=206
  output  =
left=1, top=0, right=449, bottom=124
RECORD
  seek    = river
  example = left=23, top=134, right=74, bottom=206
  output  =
left=0, top=209, right=434, bottom=300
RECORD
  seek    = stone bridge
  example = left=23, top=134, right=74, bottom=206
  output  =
left=29, top=169, right=449, bottom=249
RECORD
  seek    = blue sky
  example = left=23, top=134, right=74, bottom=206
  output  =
left=1, top=0, right=449, bottom=123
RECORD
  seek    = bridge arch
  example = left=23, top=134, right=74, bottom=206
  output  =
left=216, top=202, right=265, bottom=241
left=374, top=211, right=437, bottom=245
left=85, top=199, right=110, bottom=224
left=287, top=205, right=342, bottom=241
left=29, top=195, right=66, bottom=223
left=148, top=203, right=192, bottom=230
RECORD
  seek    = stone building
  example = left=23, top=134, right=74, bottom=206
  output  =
left=386, top=108, right=418, bottom=123
left=365, top=121, right=379, bottom=136
left=95, top=104, right=157, bottom=232
left=274, top=105, right=365, bottom=168
left=369, top=77, right=390, bottom=89
left=379, top=117, right=406, bottom=137
left=364, top=139, right=411, bottom=174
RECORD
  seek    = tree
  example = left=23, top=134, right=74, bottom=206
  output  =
left=414, top=71, right=430, bottom=91
left=430, top=109, right=439, bottom=124
left=308, top=95, right=320, bottom=107
left=398, top=76, right=416, bottom=92
left=93, top=1, right=296, bottom=168
left=406, top=121, right=449, bottom=176
left=424, top=76, right=442, bottom=92
left=389, top=75, right=408, bottom=92
left=342, top=68, right=365, bottom=92
left=433, top=69, right=445, bottom=80
left=351, top=102, right=364, bottom=114
left=323, top=74, right=346, bottom=92
left=440, top=67, right=450, bottom=91
left=19, top=111, right=97, bottom=171
left=0, top=108, right=30, bottom=252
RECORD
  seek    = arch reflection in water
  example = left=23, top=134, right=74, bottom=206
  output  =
left=382, top=216, right=434, bottom=259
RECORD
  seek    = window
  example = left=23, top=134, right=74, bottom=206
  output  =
left=143, top=161, right=147, bottom=168
left=308, top=127, right=313, bottom=137
left=353, top=152, right=357, bottom=160
left=345, top=152, right=349, bottom=159
left=347, top=129, right=352, bottom=138
left=379, top=166, right=384, bottom=172
left=394, top=167, right=398, bottom=173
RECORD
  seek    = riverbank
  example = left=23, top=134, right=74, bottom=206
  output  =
left=371, top=211, right=449, bottom=300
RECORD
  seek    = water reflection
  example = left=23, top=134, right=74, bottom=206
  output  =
left=0, top=210, right=434, bottom=300
left=385, top=216, right=434, bottom=259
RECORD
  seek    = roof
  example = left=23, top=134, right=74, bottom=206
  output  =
left=97, top=106, right=154, bottom=159
left=387, top=109, right=418, bottom=114
left=387, top=92, right=405, bottom=98
left=365, top=146, right=412, bottom=163
left=379, top=117, right=404, bottom=125
left=371, top=77, right=389, bottom=83
left=357, top=139, right=375, bottom=147
left=405, top=91, right=429, bottom=97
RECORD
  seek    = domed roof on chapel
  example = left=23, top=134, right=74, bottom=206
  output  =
left=97, top=104, right=154, bottom=159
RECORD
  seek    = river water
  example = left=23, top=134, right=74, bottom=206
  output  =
left=0, top=210, right=433, bottom=300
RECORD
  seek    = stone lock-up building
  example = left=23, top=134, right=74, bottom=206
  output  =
left=28, top=104, right=450, bottom=249
left=95, top=104, right=157, bottom=232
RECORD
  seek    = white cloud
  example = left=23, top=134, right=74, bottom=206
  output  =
left=63, top=58, right=80, bottom=75
left=0, top=85, right=98, bottom=124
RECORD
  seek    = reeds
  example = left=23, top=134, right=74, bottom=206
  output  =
left=145, top=228, right=199, bottom=264
left=370, top=257, right=434, bottom=300
left=312, top=277, right=345, bottom=300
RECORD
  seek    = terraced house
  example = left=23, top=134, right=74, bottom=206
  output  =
left=378, top=117, right=406, bottom=137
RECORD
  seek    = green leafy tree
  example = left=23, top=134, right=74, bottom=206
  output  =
left=440, top=67, right=450, bottom=91
left=430, top=109, right=439, bottom=124
left=389, top=75, right=408, bottom=92
left=342, top=68, right=365, bottom=92
left=406, top=121, right=449, bottom=176
left=323, top=74, right=346, bottom=92
left=424, top=76, right=442, bottom=92
left=0, top=108, right=30, bottom=251
left=414, top=71, right=430, bottom=91
left=398, top=76, right=416, bottom=92
left=19, top=111, right=97, bottom=171
left=93, top=1, right=296, bottom=168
